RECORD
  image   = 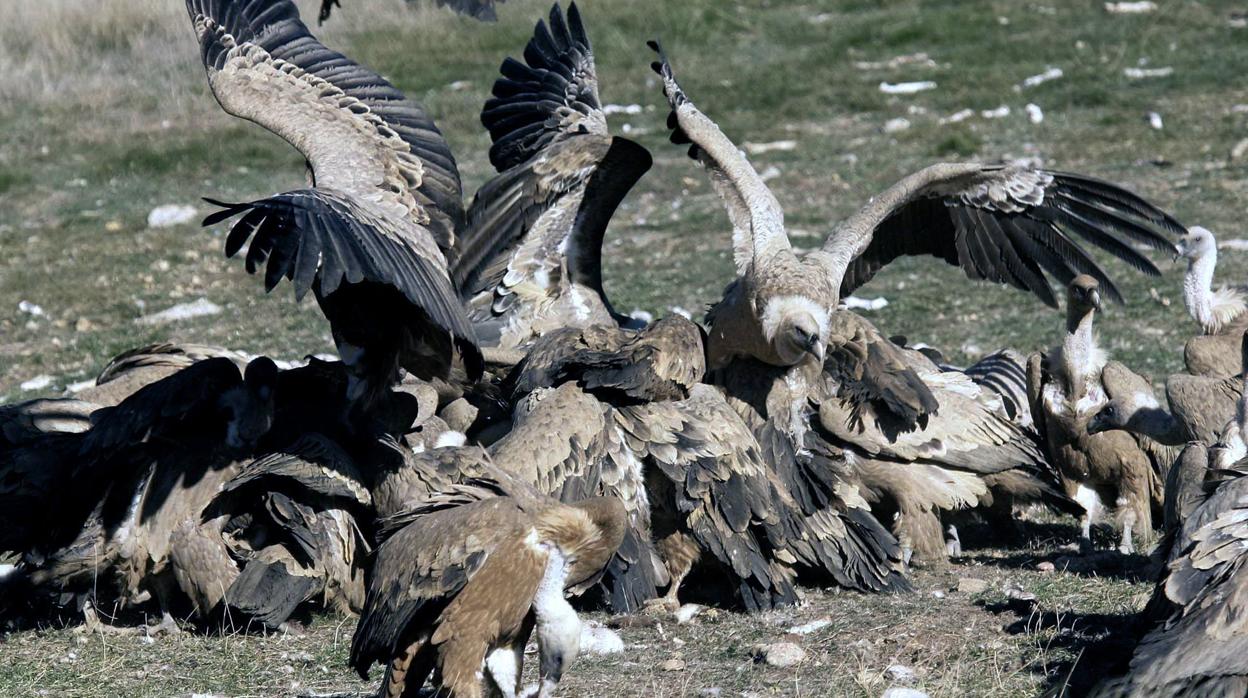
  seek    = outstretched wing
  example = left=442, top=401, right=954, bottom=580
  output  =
left=825, top=164, right=1182, bottom=307
left=650, top=40, right=788, bottom=274
left=457, top=3, right=650, bottom=344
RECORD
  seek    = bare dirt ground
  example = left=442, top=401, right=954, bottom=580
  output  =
left=3, top=0, right=1247, bottom=695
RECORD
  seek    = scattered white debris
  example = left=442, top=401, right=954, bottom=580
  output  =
left=659, top=657, right=686, bottom=672
left=668, top=306, right=693, bottom=320
left=447, top=80, right=473, bottom=91
left=1231, top=139, right=1248, bottom=161
left=883, top=118, right=911, bottom=133
left=1036, top=561, right=1057, bottom=572
left=1148, top=111, right=1164, bottom=130
left=853, top=52, right=937, bottom=71
left=1123, top=66, right=1173, bottom=79
left=879, top=81, right=937, bottom=95
left=1020, top=67, right=1063, bottom=89
left=1025, top=103, right=1045, bottom=124
left=882, top=689, right=929, bottom=698
left=753, top=642, right=806, bottom=667
left=603, top=103, right=644, bottom=115
left=886, top=664, right=917, bottom=683
left=961, top=342, right=983, bottom=359
left=931, top=590, right=946, bottom=599
left=579, top=622, right=625, bottom=655
left=675, top=603, right=704, bottom=624
left=434, top=431, right=467, bottom=449
left=1105, top=1, right=1156, bottom=14
left=146, top=204, right=198, bottom=228
left=759, top=165, right=782, bottom=182
left=743, top=139, right=797, bottom=155
left=629, top=309, right=655, bottom=324
left=21, top=375, right=54, bottom=392
left=18, top=300, right=45, bottom=317
left=981, top=105, right=1011, bottom=119
left=1219, top=238, right=1248, bottom=251
left=136, top=298, right=222, bottom=325
left=907, top=104, right=928, bottom=115
left=940, top=108, right=975, bottom=124
left=66, top=379, right=96, bottom=393
left=844, top=296, right=889, bottom=311
left=787, top=618, right=832, bottom=635
left=1232, top=12, right=1248, bottom=29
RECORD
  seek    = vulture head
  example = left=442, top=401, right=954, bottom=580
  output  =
left=220, top=356, right=279, bottom=449
left=1175, top=225, right=1216, bottom=263
left=760, top=294, right=830, bottom=366
left=1067, top=274, right=1102, bottom=316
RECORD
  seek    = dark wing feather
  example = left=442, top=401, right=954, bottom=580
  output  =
left=481, top=2, right=605, bottom=172
left=838, top=167, right=1183, bottom=307
left=206, top=190, right=480, bottom=361
left=223, top=433, right=371, bottom=505
left=82, top=357, right=244, bottom=453
left=188, top=0, right=463, bottom=243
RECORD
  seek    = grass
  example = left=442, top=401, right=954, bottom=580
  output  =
left=3, top=0, right=1248, bottom=694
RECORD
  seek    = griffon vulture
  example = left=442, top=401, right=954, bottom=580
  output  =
left=1176, top=226, right=1248, bottom=376
left=186, top=0, right=482, bottom=416
left=454, top=2, right=652, bottom=349
left=1028, top=276, right=1164, bottom=553
left=351, top=484, right=625, bottom=698
left=648, top=42, right=1180, bottom=373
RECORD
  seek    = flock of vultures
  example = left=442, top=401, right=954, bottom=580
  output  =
left=4, top=0, right=1247, bottom=695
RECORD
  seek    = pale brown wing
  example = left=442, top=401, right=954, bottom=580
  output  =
left=825, top=164, right=1182, bottom=307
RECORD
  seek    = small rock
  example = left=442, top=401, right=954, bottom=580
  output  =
left=1025, top=103, right=1044, bottom=124
left=147, top=204, right=198, bottom=229
left=104, top=220, right=123, bottom=232
left=940, top=108, right=975, bottom=125
left=1006, top=587, right=1037, bottom=604
left=136, top=298, right=222, bottom=326
left=743, top=139, right=797, bottom=154
left=74, top=317, right=93, bottom=332
left=448, top=80, right=473, bottom=91
left=20, top=375, right=54, bottom=392
left=1123, top=66, right=1173, bottom=79
left=759, top=165, right=782, bottom=182
left=1020, top=67, right=1064, bottom=89
left=786, top=618, right=832, bottom=635
left=1036, top=561, right=1056, bottom=573
left=844, top=295, right=889, bottom=311
left=753, top=642, right=806, bottom=667
left=1148, top=112, right=1164, bottom=130
left=700, top=689, right=723, bottom=697
left=629, top=309, right=654, bottom=324
left=981, top=105, right=1011, bottom=119
left=1105, top=1, right=1156, bottom=13
left=668, top=306, right=693, bottom=321
left=886, top=664, right=917, bottom=683
left=878, top=81, right=937, bottom=95
left=18, top=300, right=45, bottom=317
left=883, top=118, right=911, bottom=133
left=1230, top=138, right=1248, bottom=161
left=882, top=689, right=929, bottom=698
left=660, top=657, right=686, bottom=672
left=603, top=103, right=644, bottom=116
left=931, top=590, right=946, bottom=599
left=957, top=578, right=990, bottom=594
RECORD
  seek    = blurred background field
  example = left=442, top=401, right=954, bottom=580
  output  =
left=1, top=0, right=1246, bottom=695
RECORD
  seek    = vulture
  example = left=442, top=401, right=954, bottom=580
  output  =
left=350, top=481, right=626, bottom=698
left=74, top=342, right=250, bottom=407
left=648, top=42, right=1180, bottom=374
left=454, top=2, right=652, bottom=349
left=187, top=0, right=482, bottom=417
left=1177, top=226, right=1248, bottom=376
left=1088, top=333, right=1248, bottom=447
left=1093, top=443, right=1248, bottom=696
left=318, top=0, right=508, bottom=25
left=1028, top=276, right=1165, bottom=553
left=502, top=316, right=909, bottom=608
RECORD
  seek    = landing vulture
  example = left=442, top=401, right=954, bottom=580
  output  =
left=186, top=0, right=481, bottom=413
left=1028, top=277, right=1164, bottom=553
left=351, top=485, right=625, bottom=698
left=1176, top=226, right=1248, bottom=375
left=649, top=42, right=1182, bottom=371
left=454, top=3, right=652, bottom=349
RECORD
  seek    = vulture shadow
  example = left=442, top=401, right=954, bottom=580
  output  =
left=981, top=596, right=1146, bottom=697
left=950, top=518, right=1159, bottom=583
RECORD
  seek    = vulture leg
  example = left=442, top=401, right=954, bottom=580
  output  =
left=944, top=524, right=962, bottom=558
left=381, top=638, right=431, bottom=698
left=1071, top=484, right=1102, bottom=553
left=652, top=532, right=700, bottom=613
left=485, top=640, right=526, bottom=698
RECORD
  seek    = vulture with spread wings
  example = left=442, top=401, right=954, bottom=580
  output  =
left=454, top=2, right=652, bottom=349
left=187, top=0, right=481, bottom=415
left=648, top=43, right=1182, bottom=372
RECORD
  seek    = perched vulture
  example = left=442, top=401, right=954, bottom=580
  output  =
left=1093, top=444, right=1248, bottom=696
left=648, top=42, right=1180, bottom=373
left=1028, top=276, right=1164, bottom=553
left=351, top=484, right=625, bottom=698
left=186, top=0, right=482, bottom=415
left=454, top=2, right=652, bottom=348
left=1176, top=226, right=1248, bottom=376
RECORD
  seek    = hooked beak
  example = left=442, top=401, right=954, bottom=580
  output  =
left=804, top=333, right=825, bottom=364
left=1090, top=290, right=1102, bottom=311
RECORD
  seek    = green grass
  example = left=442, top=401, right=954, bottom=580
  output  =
left=3, top=0, right=1248, bottom=694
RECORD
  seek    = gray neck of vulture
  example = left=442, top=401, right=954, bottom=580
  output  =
left=1124, top=407, right=1187, bottom=445
left=1062, top=303, right=1098, bottom=392
left=1183, top=249, right=1218, bottom=332
left=532, top=545, right=580, bottom=696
